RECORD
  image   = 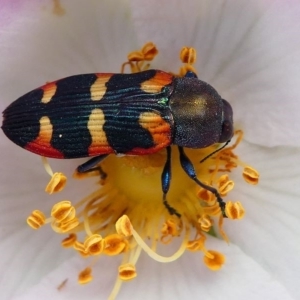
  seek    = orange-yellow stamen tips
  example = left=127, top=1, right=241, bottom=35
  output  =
left=116, top=215, right=133, bottom=237
left=103, top=234, right=129, bottom=256
left=198, top=215, right=213, bottom=232
left=84, top=234, right=105, bottom=255
left=161, top=218, right=181, bottom=244
left=51, top=201, right=75, bottom=223
left=180, top=47, right=197, bottom=64
left=119, top=264, right=137, bottom=281
left=243, top=166, right=259, bottom=185
left=73, top=240, right=90, bottom=257
left=27, top=210, right=46, bottom=229
left=198, top=184, right=216, bottom=204
left=45, top=172, right=67, bottom=194
left=78, top=267, right=93, bottom=284
left=186, top=235, right=206, bottom=252
left=61, top=233, right=77, bottom=248
left=121, top=42, right=158, bottom=73
left=203, top=250, right=226, bottom=271
left=51, top=201, right=79, bottom=233
left=225, top=201, right=245, bottom=220
left=218, top=174, right=234, bottom=196
left=179, top=46, right=197, bottom=77
left=42, top=156, right=67, bottom=193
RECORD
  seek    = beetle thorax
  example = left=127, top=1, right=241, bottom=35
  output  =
left=169, top=77, right=223, bottom=149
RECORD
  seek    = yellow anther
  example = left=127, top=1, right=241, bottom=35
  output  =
left=127, top=51, right=144, bottom=62
left=118, top=263, right=137, bottom=281
left=198, top=215, right=213, bottom=232
left=116, top=215, right=133, bottom=237
left=45, top=172, right=67, bottom=194
left=51, top=201, right=76, bottom=223
left=203, top=250, right=226, bottom=271
left=141, top=42, right=158, bottom=61
left=225, top=201, right=245, bottom=220
left=78, top=267, right=93, bottom=284
left=197, top=186, right=215, bottom=203
left=180, top=47, right=197, bottom=64
left=27, top=210, right=46, bottom=229
left=58, top=218, right=80, bottom=232
left=103, top=234, right=129, bottom=256
left=218, top=175, right=234, bottom=196
left=186, top=236, right=206, bottom=252
left=243, top=166, right=259, bottom=185
left=84, top=234, right=105, bottom=255
left=61, top=233, right=77, bottom=248
left=161, top=218, right=180, bottom=243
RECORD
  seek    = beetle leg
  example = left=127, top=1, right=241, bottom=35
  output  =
left=77, top=155, right=109, bottom=180
left=184, top=71, right=198, bottom=78
left=178, top=147, right=227, bottom=218
left=161, top=146, right=181, bottom=217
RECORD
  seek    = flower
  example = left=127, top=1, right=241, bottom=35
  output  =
left=1, top=1, right=300, bottom=299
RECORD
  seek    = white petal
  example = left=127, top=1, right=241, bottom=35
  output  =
left=226, top=140, right=300, bottom=299
left=16, top=238, right=292, bottom=300
left=130, top=0, right=300, bottom=147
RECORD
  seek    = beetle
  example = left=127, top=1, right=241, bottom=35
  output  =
left=1, top=69, right=233, bottom=217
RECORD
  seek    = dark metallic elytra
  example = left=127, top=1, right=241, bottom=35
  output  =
left=1, top=69, right=234, bottom=217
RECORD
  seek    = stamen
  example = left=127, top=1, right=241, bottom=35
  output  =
left=42, top=157, right=67, bottom=193
left=203, top=250, right=226, bottom=271
left=243, top=166, right=259, bottom=185
left=198, top=215, right=213, bottom=232
left=118, top=263, right=137, bottom=281
left=116, top=215, right=133, bottom=237
left=78, top=267, right=93, bottom=284
left=27, top=210, right=46, bottom=229
left=225, top=201, right=245, bottom=220
left=61, top=233, right=77, bottom=248
left=84, top=234, right=105, bottom=255
left=141, top=42, right=159, bottom=61
left=51, top=201, right=76, bottom=223
left=27, top=44, right=259, bottom=299
left=121, top=42, right=158, bottom=73
left=218, top=174, right=234, bottom=196
left=161, top=218, right=181, bottom=244
left=103, top=234, right=129, bottom=256
left=131, top=221, right=189, bottom=263
left=180, top=47, right=197, bottom=64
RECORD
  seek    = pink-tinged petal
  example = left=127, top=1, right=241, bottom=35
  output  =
left=130, top=0, right=300, bottom=147
left=15, top=238, right=292, bottom=300
left=227, top=140, right=300, bottom=299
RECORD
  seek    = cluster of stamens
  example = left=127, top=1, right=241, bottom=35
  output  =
left=26, top=42, right=259, bottom=299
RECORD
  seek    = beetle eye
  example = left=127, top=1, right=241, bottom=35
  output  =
left=220, top=120, right=233, bottom=143
left=219, top=99, right=233, bottom=143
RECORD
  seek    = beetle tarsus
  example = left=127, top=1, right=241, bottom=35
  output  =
left=163, top=194, right=181, bottom=217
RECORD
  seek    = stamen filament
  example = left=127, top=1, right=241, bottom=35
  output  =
left=131, top=223, right=190, bottom=263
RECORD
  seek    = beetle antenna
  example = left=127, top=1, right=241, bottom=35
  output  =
left=200, top=140, right=230, bottom=163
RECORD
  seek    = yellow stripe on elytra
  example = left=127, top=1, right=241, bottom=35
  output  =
left=88, top=108, right=111, bottom=153
left=41, top=82, right=57, bottom=104
left=38, top=116, right=53, bottom=142
left=90, top=74, right=112, bottom=101
left=140, top=71, right=173, bottom=94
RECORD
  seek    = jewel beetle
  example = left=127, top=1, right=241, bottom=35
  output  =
left=1, top=69, right=233, bottom=217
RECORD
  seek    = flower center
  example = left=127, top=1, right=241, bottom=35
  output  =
left=26, top=43, right=259, bottom=300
